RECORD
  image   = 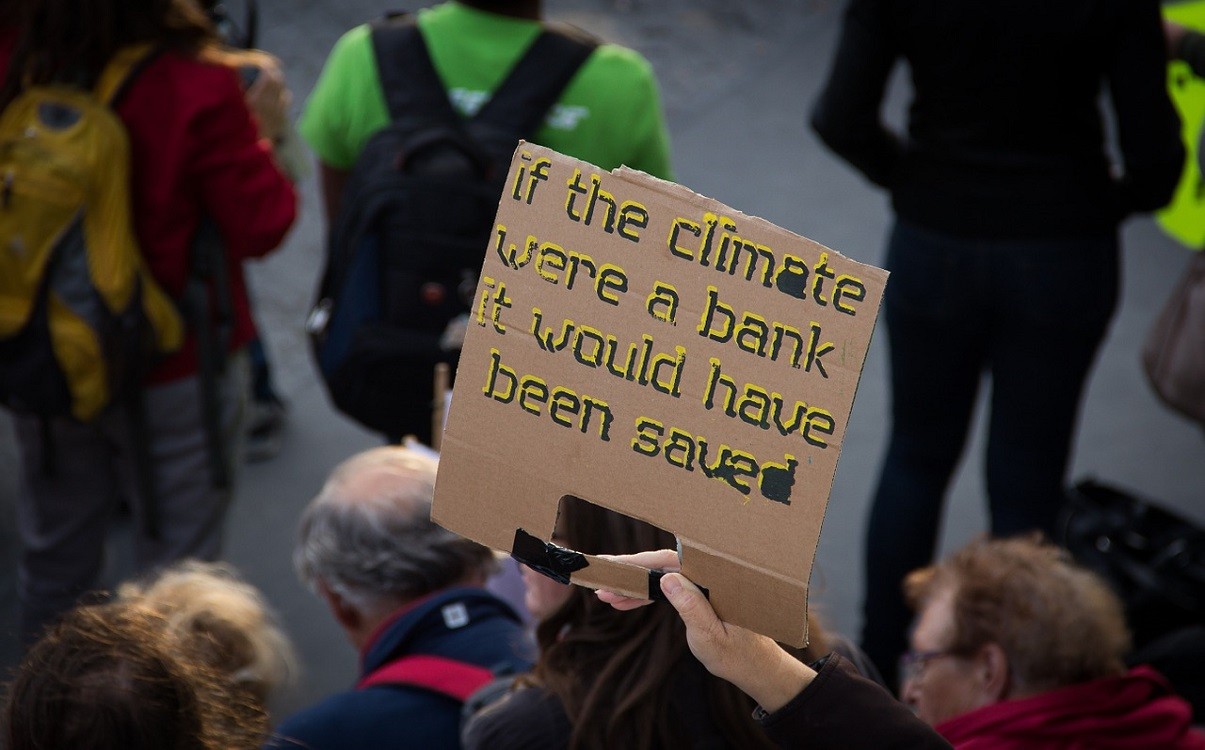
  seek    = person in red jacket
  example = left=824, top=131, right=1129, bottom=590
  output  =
left=901, top=535, right=1205, bottom=750
left=1, top=0, right=296, bottom=645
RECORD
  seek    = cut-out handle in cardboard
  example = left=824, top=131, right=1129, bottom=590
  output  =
left=511, top=528, right=589, bottom=584
left=512, top=527, right=712, bottom=603
left=432, top=461, right=812, bottom=644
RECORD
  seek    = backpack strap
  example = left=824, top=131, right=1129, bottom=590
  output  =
left=357, top=654, right=496, bottom=703
left=472, top=23, right=597, bottom=138
left=184, top=218, right=234, bottom=495
left=84, top=43, right=167, bottom=536
left=370, top=15, right=460, bottom=125
left=369, top=14, right=597, bottom=137
left=98, top=45, right=235, bottom=500
left=95, top=44, right=164, bottom=107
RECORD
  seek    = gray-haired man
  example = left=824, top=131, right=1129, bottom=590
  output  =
left=266, top=446, right=531, bottom=750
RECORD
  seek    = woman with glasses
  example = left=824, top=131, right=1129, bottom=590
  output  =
left=599, top=537, right=1205, bottom=749
left=899, top=535, right=1205, bottom=749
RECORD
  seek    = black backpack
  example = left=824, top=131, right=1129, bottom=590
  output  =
left=1058, top=479, right=1205, bottom=647
left=307, top=14, right=596, bottom=443
left=1058, top=479, right=1205, bottom=721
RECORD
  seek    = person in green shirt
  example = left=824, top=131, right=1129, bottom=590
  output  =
left=299, top=0, right=674, bottom=225
left=298, top=0, right=674, bottom=447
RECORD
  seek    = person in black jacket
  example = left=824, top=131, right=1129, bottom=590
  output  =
left=596, top=549, right=952, bottom=750
left=810, top=0, right=1185, bottom=687
left=462, top=497, right=777, bottom=750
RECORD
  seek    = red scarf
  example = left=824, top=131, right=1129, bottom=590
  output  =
left=937, top=666, right=1205, bottom=750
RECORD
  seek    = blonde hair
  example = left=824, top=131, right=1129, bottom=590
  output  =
left=118, top=560, right=297, bottom=705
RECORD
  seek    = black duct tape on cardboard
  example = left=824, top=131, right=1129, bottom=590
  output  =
left=512, top=528, right=589, bottom=584
left=647, top=569, right=709, bottom=602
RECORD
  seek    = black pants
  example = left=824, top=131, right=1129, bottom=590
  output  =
left=861, top=220, right=1119, bottom=688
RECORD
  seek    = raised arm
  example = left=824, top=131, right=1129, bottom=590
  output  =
left=596, top=551, right=952, bottom=750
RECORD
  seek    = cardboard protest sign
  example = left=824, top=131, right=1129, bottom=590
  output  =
left=432, top=143, right=887, bottom=645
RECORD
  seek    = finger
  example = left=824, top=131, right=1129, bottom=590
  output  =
left=596, top=549, right=680, bottom=571
left=245, top=72, right=274, bottom=99
left=660, top=572, right=721, bottom=635
left=251, top=57, right=284, bottom=88
left=595, top=589, right=652, bottom=610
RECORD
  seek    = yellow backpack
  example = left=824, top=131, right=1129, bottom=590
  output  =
left=0, top=45, right=184, bottom=422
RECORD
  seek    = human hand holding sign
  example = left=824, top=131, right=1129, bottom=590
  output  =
left=596, top=549, right=816, bottom=712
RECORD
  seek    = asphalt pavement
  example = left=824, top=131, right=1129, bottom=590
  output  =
left=1, top=0, right=1202, bottom=717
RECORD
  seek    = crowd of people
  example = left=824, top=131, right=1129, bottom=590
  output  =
left=2, top=0, right=1204, bottom=747
left=6, top=444, right=1202, bottom=749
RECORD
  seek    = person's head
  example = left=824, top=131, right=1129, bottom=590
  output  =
left=116, top=560, right=297, bottom=706
left=2, top=601, right=264, bottom=750
left=2, top=0, right=214, bottom=104
left=900, top=534, right=1130, bottom=726
left=295, top=446, right=497, bottom=646
left=529, top=496, right=774, bottom=750
left=520, top=552, right=574, bottom=621
left=457, top=0, right=541, bottom=20
left=518, top=505, right=576, bottom=621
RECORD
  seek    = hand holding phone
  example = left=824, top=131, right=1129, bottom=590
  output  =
left=239, top=54, right=289, bottom=144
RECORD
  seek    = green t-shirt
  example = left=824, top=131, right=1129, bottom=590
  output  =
left=299, top=1, right=673, bottom=179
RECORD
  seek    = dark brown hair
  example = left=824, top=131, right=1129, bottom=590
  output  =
left=1, top=601, right=266, bottom=750
left=532, top=496, right=775, bottom=750
left=2, top=0, right=215, bottom=106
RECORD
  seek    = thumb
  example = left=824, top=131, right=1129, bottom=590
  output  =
left=660, top=572, right=719, bottom=634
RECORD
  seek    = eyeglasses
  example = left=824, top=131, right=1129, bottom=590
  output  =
left=898, top=648, right=959, bottom=684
